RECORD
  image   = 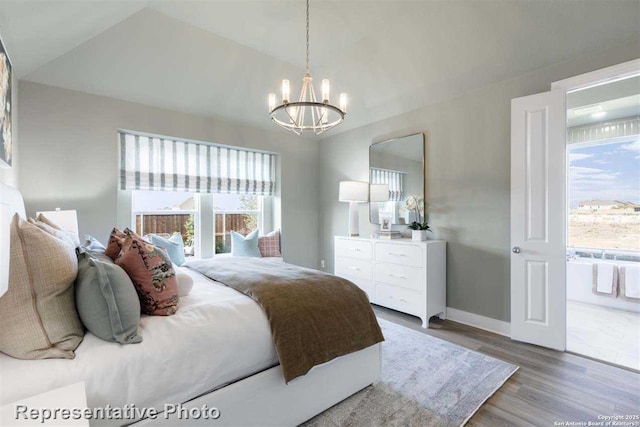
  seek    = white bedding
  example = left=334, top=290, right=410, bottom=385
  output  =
left=0, top=268, right=278, bottom=426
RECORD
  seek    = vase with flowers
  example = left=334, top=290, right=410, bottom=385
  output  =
left=404, top=195, right=430, bottom=241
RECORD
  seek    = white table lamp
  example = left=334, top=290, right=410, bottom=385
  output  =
left=339, top=181, right=369, bottom=237
left=37, top=209, right=79, bottom=243
left=369, top=184, right=390, bottom=227
left=369, top=184, right=390, bottom=203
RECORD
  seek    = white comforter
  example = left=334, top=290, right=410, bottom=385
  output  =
left=0, top=268, right=278, bottom=425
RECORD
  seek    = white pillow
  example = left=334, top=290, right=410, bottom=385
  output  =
left=173, top=265, right=194, bottom=297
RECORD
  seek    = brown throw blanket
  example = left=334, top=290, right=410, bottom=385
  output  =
left=187, top=258, right=384, bottom=382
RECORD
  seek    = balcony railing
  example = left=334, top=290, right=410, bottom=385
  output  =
left=569, top=247, right=640, bottom=263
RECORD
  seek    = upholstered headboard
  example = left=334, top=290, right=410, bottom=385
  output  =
left=0, top=182, right=26, bottom=220
left=0, top=182, right=23, bottom=296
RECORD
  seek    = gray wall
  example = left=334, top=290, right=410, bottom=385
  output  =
left=317, top=42, right=640, bottom=322
left=15, top=40, right=640, bottom=323
left=18, top=82, right=319, bottom=268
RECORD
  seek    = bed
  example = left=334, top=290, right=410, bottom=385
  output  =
left=0, top=182, right=382, bottom=426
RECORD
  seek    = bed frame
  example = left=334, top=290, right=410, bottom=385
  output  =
left=0, top=182, right=382, bottom=426
left=132, top=344, right=380, bottom=426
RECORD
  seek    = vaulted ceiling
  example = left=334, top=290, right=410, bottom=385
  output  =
left=1, top=0, right=639, bottom=135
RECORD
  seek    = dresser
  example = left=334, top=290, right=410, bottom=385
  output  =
left=334, top=236, right=446, bottom=328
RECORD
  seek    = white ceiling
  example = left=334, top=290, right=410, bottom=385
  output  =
left=1, top=0, right=639, bottom=136
left=567, top=76, right=640, bottom=127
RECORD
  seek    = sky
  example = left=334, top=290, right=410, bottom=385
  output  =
left=569, top=138, right=640, bottom=208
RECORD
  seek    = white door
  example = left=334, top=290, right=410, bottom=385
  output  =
left=511, top=90, right=566, bottom=351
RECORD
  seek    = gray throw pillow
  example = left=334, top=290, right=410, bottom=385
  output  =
left=75, top=251, right=143, bottom=344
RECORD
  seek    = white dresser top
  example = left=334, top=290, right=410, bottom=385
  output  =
left=335, top=236, right=445, bottom=245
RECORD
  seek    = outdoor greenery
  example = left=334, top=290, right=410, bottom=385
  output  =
left=184, top=214, right=195, bottom=247
left=239, top=195, right=259, bottom=231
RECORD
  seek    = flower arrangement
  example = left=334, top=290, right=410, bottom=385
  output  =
left=404, top=195, right=430, bottom=231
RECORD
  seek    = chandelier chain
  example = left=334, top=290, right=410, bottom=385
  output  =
left=305, top=0, right=310, bottom=73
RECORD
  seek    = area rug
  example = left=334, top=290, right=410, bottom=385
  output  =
left=302, top=318, right=518, bottom=427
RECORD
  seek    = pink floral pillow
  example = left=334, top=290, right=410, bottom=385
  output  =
left=258, top=229, right=281, bottom=257
left=115, top=231, right=179, bottom=316
left=105, top=227, right=127, bottom=260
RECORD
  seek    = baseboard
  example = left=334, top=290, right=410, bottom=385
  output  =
left=445, top=307, right=511, bottom=337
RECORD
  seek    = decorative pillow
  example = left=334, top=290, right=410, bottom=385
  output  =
left=258, top=229, right=282, bottom=257
left=149, top=233, right=186, bottom=266
left=36, top=213, right=81, bottom=248
left=173, top=265, right=194, bottom=297
left=28, top=217, right=76, bottom=249
left=115, top=231, right=179, bottom=316
left=105, top=227, right=127, bottom=260
left=75, top=251, right=142, bottom=344
left=83, top=235, right=107, bottom=253
left=0, top=215, right=83, bottom=359
left=231, top=229, right=261, bottom=257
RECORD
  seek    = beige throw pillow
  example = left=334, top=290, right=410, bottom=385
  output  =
left=28, top=217, right=76, bottom=249
left=0, top=215, right=84, bottom=359
left=36, top=213, right=81, bottom=248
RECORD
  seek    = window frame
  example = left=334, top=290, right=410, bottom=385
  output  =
left=567, top=136, right=640, bottom=253
left=130, top=191, right=200, bottom=256
left=212, top=195, right=265, bottom=254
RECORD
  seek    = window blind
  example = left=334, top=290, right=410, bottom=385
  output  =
left=119, top=131, right=277, bottom=195
left=370, top=168, right=404, bottom=201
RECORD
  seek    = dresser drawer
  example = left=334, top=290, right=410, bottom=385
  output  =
left=375, top=242, right=424, bottom=267
left=335, top=257, right=372, bottom=281
left=339, top=274, right=373, bottom=300
left=335, top=238, right=373, bottom=261
left=374, top=263, right=423, bottom=292
left=374, top=283, right=422, bottom=317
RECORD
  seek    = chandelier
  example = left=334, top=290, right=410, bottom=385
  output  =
left=268, top=0, right=347, bottom=136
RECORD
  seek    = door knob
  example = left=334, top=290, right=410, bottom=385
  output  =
left=512, top=246, right=521, bottom=254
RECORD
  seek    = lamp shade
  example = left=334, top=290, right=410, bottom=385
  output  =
left=369, top=184, right=390, bottom=203
left=37, top=209, right=79, bottom=242
left=339, top=181, right=369, bottom=202
left=0, top=202, right=9, bottom=297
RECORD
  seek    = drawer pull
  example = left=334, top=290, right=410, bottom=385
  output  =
left=389, top=274, right=408, bottom=280
left=388, top=252, right=407, bottom=257
left=399, top=298, right=408, bottom=303
left=348, top=266, right=361, bottom=271
left=349, top=247, right=361, bottom=252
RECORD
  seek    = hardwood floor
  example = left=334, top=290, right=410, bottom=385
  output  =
left=373, top=305, right=640, bottom=426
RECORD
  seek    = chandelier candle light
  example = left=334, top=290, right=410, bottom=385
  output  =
left=268, top=0, right=347, bottom=135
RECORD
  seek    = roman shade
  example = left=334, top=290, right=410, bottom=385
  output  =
left=370, top=168, right=404, bottom=202
left=119, top=131, right=277, bottom=195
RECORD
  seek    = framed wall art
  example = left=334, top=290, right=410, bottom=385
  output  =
left=0, top=34, right=11, bottom=168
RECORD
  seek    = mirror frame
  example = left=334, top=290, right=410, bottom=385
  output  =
left=369, top=132, right=425, bottom=225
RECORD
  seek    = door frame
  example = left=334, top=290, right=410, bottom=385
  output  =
left=546, top=58, right=640, bottom=348
left=551, top=59, right=640, bottom=92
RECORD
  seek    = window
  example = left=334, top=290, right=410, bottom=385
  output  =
left=132, top=191, right=197, bottom=256
left=120, top=130, right=279, bottom=258
left=568, top=138, right=640, bottom=252
left=213, top=194, right=263, bottom=254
